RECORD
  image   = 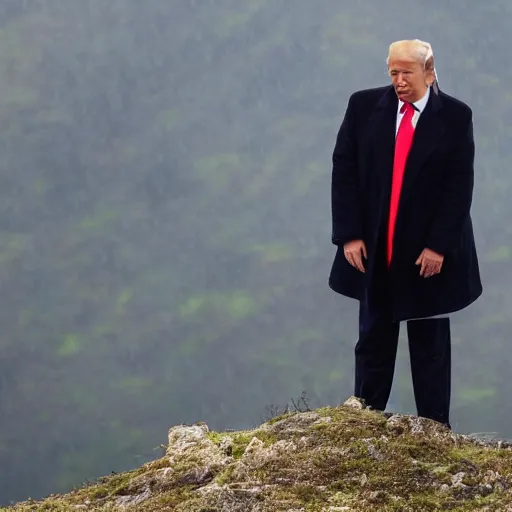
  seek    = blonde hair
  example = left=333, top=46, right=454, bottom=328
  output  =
left=387, top=39, right=439, bottom=92
left=386, top=39, right=432, bottom=65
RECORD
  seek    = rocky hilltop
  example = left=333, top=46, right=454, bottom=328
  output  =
left=4, top=397, right=512, bottom=511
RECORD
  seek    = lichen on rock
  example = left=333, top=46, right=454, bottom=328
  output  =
left=5, top=396, right=512, bottom=511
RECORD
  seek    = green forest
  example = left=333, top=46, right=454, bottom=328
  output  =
left=0, top=0, right=511, bottom=505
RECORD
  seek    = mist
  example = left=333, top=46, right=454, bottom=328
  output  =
left=0, top=0, right=509, bottom=504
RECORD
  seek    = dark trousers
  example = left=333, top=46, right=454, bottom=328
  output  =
left=354, top=260, right=452, bottom=427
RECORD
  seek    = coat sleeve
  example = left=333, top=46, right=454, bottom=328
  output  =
left=426, top=109, right=475, bottom=255
left=331, top=94, right=362, bottom=246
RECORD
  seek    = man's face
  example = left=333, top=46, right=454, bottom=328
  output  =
left=388, top=58, right=430, bottom=103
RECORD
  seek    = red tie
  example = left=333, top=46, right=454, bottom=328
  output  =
left=387, top=102, right=416, bottom=266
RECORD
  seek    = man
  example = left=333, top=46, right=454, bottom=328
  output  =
left=328, top=39, right=482, bottom=429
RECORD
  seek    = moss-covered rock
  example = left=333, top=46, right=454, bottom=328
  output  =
left=4, top=397, right=512, bottom=511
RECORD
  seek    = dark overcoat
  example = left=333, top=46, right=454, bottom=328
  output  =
left=328, top=84, right=482, bottom=321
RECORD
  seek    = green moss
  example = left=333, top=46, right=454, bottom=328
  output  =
left=206, top=431, right=224, bottom=445
left=314, top=406, right=333, bottom=417
left=214, top=465, right=235, bottom=485
left=265, top=411, right=295, bottom=425
left=229, top=430, right=278, bottom=460
left=253, top=430, right=278, bottom=445
left=6, top=403, right=512, bottom=511
left=140, top=485, right=196, bottom=511
left=171, top=453, right=210, bottom=478
left=87, top=486, right=109, bottom=500
left=144, top=457, right=171, bottom=471
left=292, top=483, right=327, bottom=503
left=231, top=432, right=254, bottom=459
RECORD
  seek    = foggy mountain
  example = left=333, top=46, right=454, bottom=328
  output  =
left=0, top=0, right=510, bottom=504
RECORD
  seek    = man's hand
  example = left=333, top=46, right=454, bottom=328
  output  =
left=343, top=239, right=367, bottom=273
left=416, top=248, right=444, bottom=278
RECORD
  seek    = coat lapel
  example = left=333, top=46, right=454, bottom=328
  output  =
left=368, top=85, right=397, bottom=192
left=367, top=86, right=446, bottom=222
left=399, top=90, right=445, bottom=205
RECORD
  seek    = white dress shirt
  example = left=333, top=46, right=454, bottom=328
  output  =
left=395, top=86, right=430, bottom=135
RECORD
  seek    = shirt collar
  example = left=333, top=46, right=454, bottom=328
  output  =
left=399, top=86, right=430, bottom=113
